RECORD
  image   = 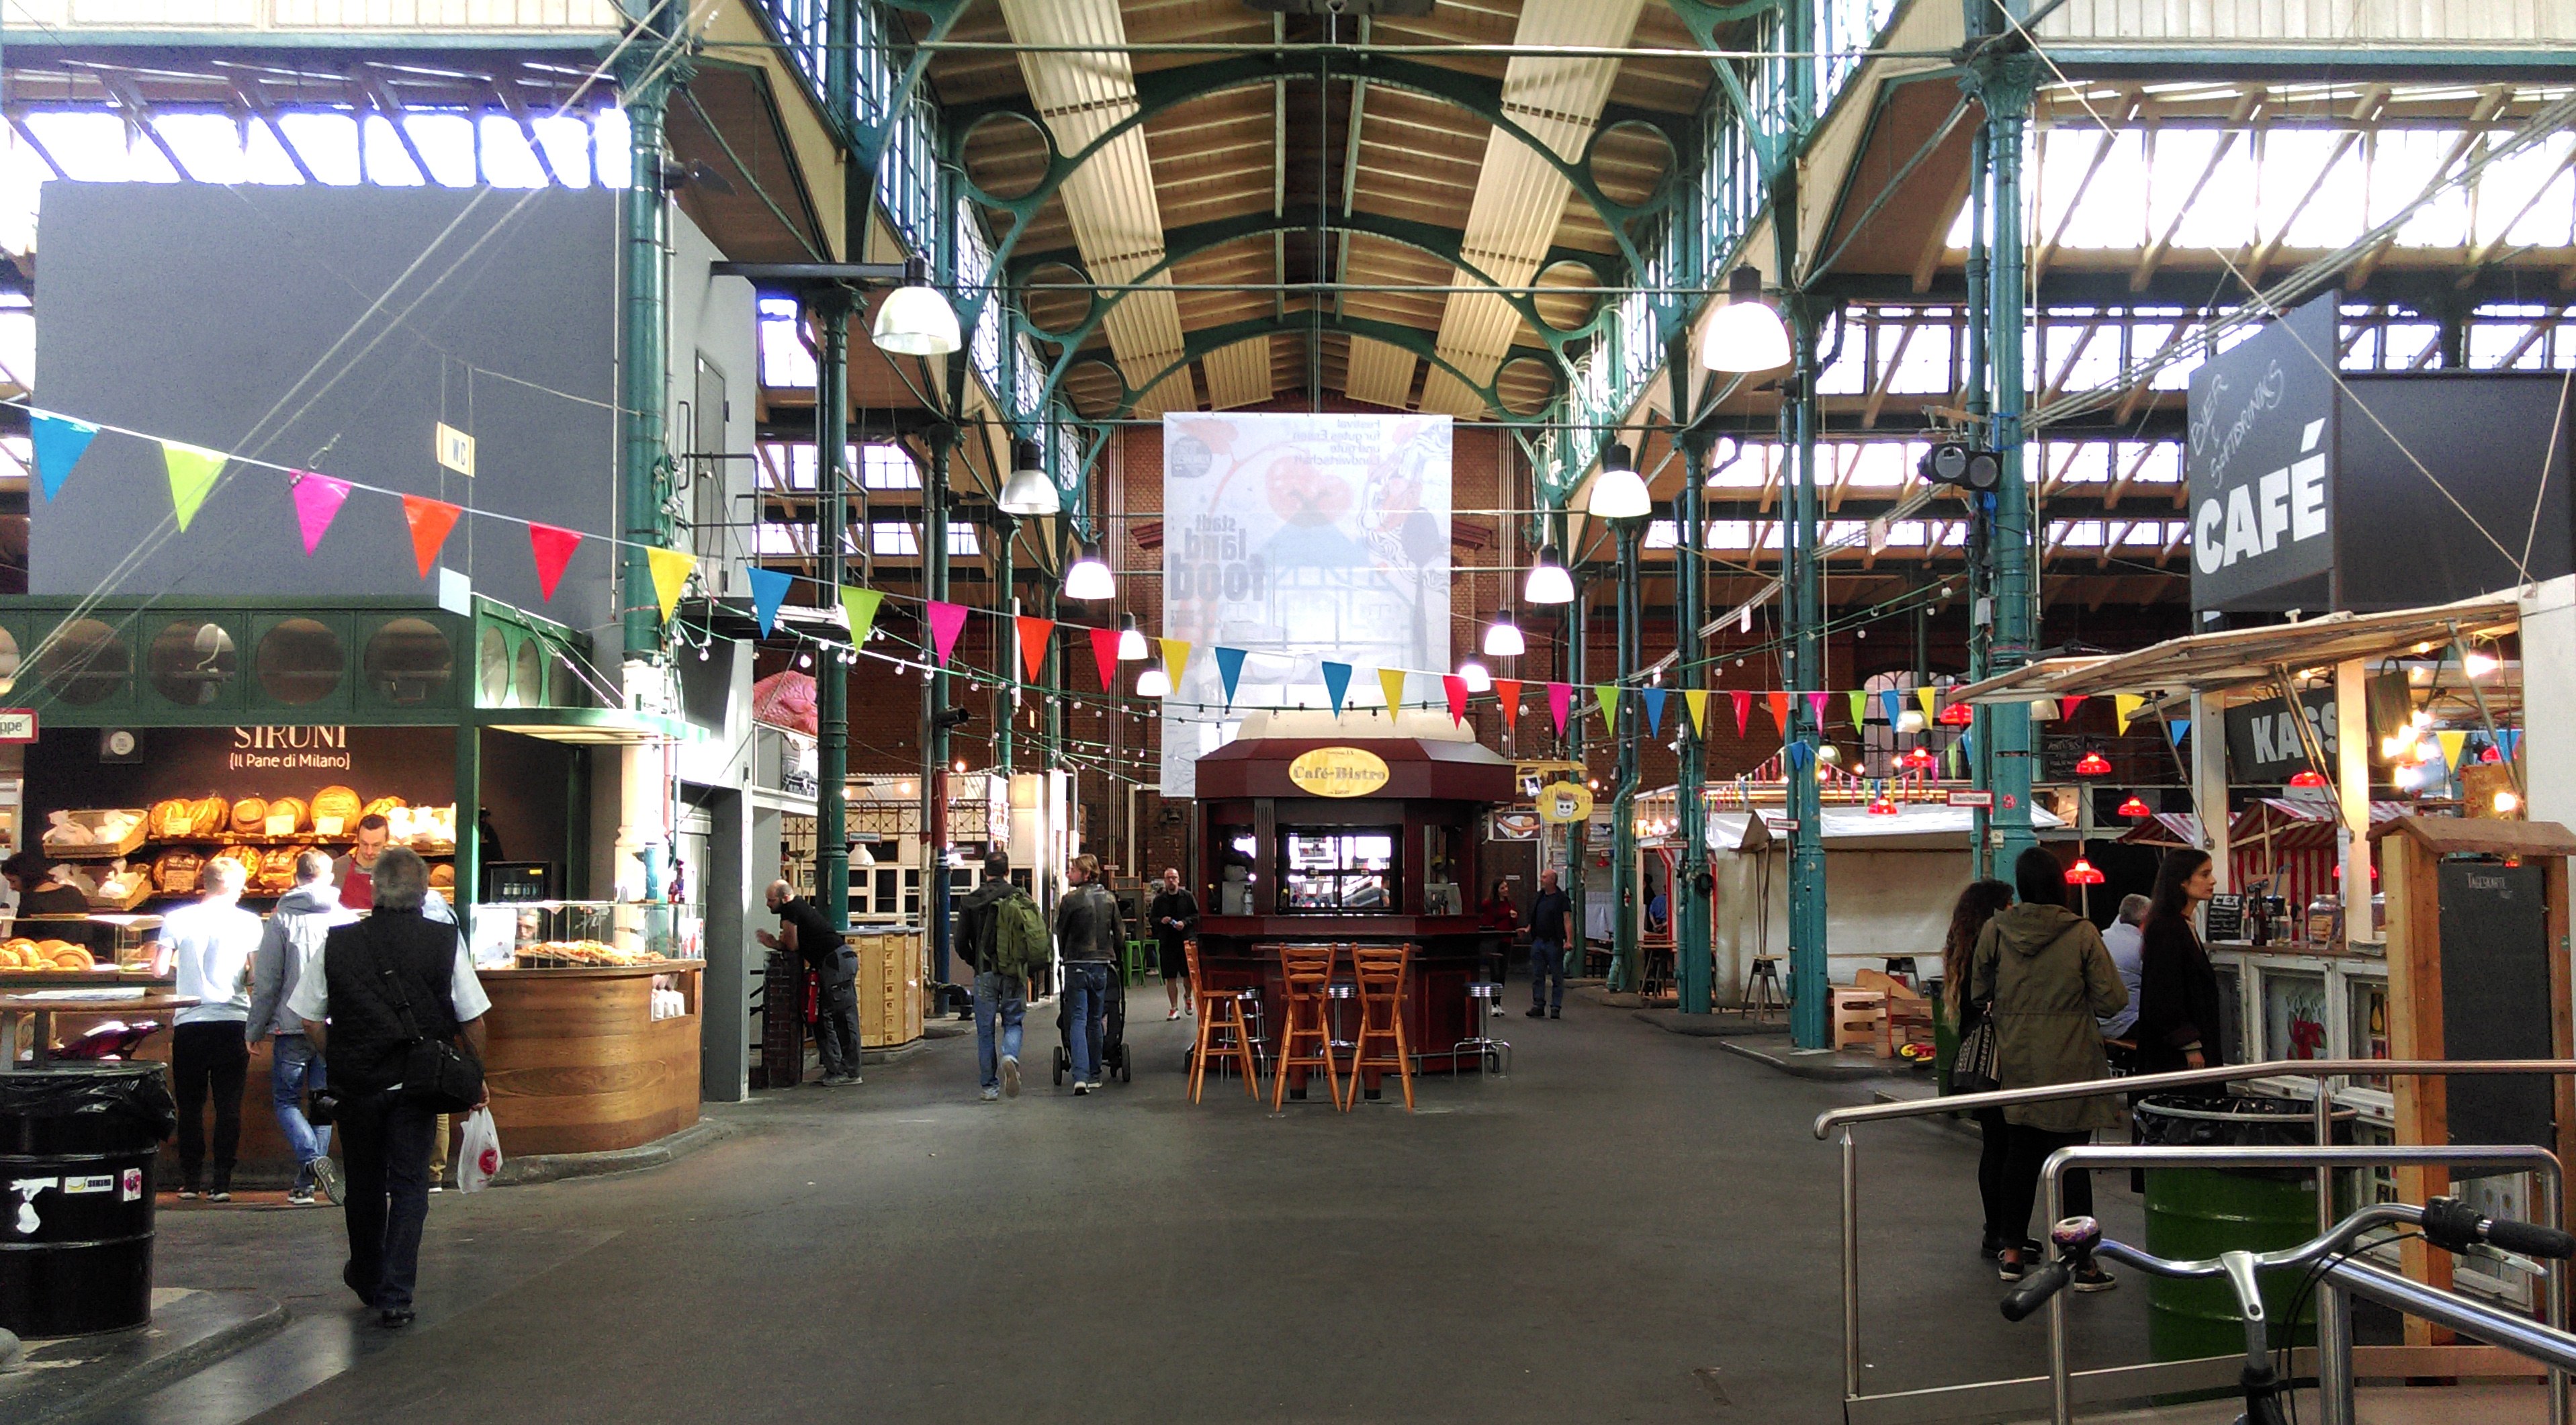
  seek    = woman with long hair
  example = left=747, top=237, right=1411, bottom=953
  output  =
left=1973, top=847, right=2128, bottom=1287
left=1941, top=878, right=2017, bottom=1260
left=2134, top=848, right=2224, bottom=1074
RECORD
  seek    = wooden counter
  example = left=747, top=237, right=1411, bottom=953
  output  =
left=480, top=963, right=702, bottom=1157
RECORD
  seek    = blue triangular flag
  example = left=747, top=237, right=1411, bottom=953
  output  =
left=1640, top=688, right=1667, bottom=735
left=745, top=567, right=792, bottom=637
left=1961, top=729, right=1976, bottom=762
left=1321, top=661, right=1352, bottom=718
left=1214, top=646, right=1247, bottom=710
left=1784, top=740, right=1812, bottom=770
left=31, top=410, right=100, bottom=500
left=1882, top=688, right=1905, bottom=728
left=2501, top=729, right=2524, bottom=763
left=2168, top=718, right=2190, bottom=745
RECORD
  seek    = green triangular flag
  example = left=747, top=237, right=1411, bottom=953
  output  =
left=1594, top=684, right=1620, bottom=731
left=840, top=586, right=885, bottom=647
left=161, top=440, right=228, bottom=532
left=1847, top=688, right=1868, bottom=734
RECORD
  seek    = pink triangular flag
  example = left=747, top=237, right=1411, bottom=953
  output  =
left=1732, top=690, right=1752, bottom=737
left=1548, top=682, right=1572, bottom=735
left=1807, top=691, right=1830, bottom=727
left=926, top=600, right=970, bottom=666
left=1493, top=679, right=1521, bottom=724
left=527, top=522, right=582, bottom=602
left=289, top=471, right=349, bottom=555
left=1443, top=675, right=1468, bottom=726
left=1088, top=627, right=1120, bottom=690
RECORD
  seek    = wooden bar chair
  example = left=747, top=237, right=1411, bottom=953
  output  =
left=1345, top=943, right=1415, bottom=1112
left=1186, top=937, right=1259, bottom=1103
left=1270, top=943, right=1343, bottom=1109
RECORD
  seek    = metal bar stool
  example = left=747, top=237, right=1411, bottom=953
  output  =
left=1185, top=937, right=1259, bottom=1102
left=1453, top=981, right=1511, bottom=1078
left=1271, top=944, right=1343, bottom=1109
left=1745, top=956, right=1785, bottom=1021
left=1345, top=943, right=1415, bottom=1111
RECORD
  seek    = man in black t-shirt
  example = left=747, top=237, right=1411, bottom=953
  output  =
left=1525, top=869, right=1573, bottom=1019
left=760, top=880, right=862, bottom=1086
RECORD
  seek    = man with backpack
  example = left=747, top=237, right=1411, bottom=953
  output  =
left=1053, top=854, right=1125, bottom=1095
left=956, top=852, right=1045, bottom=1101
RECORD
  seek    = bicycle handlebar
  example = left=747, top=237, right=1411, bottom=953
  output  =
left=2000, top=1260, right=2072, bottom=1322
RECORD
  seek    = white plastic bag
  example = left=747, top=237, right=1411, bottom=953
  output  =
left=454, top=1108, right=502, bottom=1193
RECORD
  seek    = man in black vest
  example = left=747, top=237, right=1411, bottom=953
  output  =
left=291, top=847, right=488, bottom=1329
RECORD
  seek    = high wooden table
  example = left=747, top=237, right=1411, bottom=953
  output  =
left=0, top=991, right=199, bottom=1071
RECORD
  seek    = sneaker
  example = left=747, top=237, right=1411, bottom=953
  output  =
left=1073, top=1083, right=1090, bottom=1096
left=177, top=1187, right=200, bottom=1200
left=1525, top=1007, right=1544, bottom=1018
left=1002, top=1055, right=1021, bottom=1099
left=1980, top=1234, right=2002, bottom=1260
left=1550, top=1009, right=1562, bottom=1019
left=1165, top=1008, right=1182, bottom=1020
left=309, top=1158, right=343, bottom=1207
left=824, top=1073, right=862, bottom=1087
left=287, top=1188, right=316, bottom=1206
left=206, top=1189, right=232, bottom=1203
left=1997, top=1253, right=2028, bottom=1283
left=979, top=1086, right=1000, bottom=1101
left=2071, top=1264, right=2118, bottom=1293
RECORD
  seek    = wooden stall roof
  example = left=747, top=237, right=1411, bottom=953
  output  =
left=2374, top=815, right=2576, bottom=859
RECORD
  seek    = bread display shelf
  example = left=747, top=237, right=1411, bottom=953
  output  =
left=83, top=879, right=154, bottom=912
left=41, top=809, right=150, bottom=860
left=135, top=834, right=455, bottom=854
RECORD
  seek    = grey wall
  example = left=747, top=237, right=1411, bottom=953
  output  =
left=32, top=182, right=619, bottom=633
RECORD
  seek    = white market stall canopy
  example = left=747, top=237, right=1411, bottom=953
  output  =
left=1709, top=801, right=2068, bottom=854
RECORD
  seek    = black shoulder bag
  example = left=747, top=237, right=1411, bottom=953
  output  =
left=372, top=927, right=484, bottom=1113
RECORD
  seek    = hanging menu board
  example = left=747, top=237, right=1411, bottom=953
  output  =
left=2436, top=861, right=2555, bottom=1154
left=2204, top=894, right=2246, bottom=943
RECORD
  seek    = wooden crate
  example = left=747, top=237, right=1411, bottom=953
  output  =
left=852, top=927, right=924, bottom=1051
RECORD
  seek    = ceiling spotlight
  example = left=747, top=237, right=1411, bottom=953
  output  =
left=1063, top=541, right=1114, bottom=601
left=871, top=255, right=962, bottom=357
left=998, top=438, right=1057, bottom=516
left=1524, top=543, right=1575, bottom=605
left=1587, top=443, right=1652, bottom=520
left=1698, top=265, right=1793, bottom=373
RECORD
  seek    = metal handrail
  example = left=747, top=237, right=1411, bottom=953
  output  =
left=1817, top=1057, right=2576, bottom=1425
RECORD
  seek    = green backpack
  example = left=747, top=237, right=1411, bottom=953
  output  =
left=993, top=890, right=1051, bottom=979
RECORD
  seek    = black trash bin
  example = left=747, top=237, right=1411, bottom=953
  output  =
left=2132, top=1093, right=2355, bottom=1362
left=0, top=1063, right=175, bottom=1338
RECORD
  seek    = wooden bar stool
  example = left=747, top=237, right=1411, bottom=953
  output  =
left=1345, top=944, right=1415, bottom=1112
left=1744, top=956, right=1785, bottom=1020
left=1270, top=944, right=1343, bottom=1109
left=1185, top=938, right=1259, bottom=1103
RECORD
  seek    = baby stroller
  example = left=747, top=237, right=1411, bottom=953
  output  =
left=1052, top=964, right=1131, bottom=1085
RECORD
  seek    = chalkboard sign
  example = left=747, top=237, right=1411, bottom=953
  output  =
left=2205, top=894, right=2246, bottom=943
left=2437, top=860, right=2555, bottom=1156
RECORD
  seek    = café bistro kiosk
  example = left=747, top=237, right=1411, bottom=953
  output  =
left=1191, top=709, right=1515, bottom=1072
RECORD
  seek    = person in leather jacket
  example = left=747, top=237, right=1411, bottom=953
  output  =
left=1053, top=855, right=1124, bottom=1093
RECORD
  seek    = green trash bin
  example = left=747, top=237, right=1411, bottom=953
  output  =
left=2133, top=1094, right=2357, bottom=1362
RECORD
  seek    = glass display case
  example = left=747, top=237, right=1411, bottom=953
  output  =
left=2258, top=968, right=2331, bottom=1062
left=1280, top=827, right=1395, bottom=911
left=470, top=900, right=704, bottom=969
left=0, top=912, right=165, bottom=974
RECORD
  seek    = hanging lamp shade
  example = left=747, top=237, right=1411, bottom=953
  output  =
left=1586, top=443, right=1651, bottom=520
left=1135, top=665, right=1172, bottom=698
left=2287, top=768, right=2329, bottom=788
left=1699, top=266, right=1793, bottom=373
left=2117, top=793, right=2151, bottom=818
left=997, top=438, right=1057, bottom=516
left=1816, top=742, right=1841, bottom=766
left=1458, top=659, right=1493, bottom=694
left=1903, top=745, right=1937, bottom=771
left=1063, top=541, right=1114, bottom=601
left=1483, top=613, right=1526, bottom=657
left=1524, top=543, right=1575, bottom=605
left=2074, top=750, right=2113, bottom=776
left=871, top=256, right=961, bottom=357
left=1116, top=616, right=1148, bottom=661
left=1896, top=707, right=1927, bottom=735
left=2063, top=857, right=2106, bottom=886
left=1937, top=696, right=1975, bottom=727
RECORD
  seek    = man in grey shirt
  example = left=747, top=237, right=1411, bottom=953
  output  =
left=2099, top=894, right=2151, bottom=1038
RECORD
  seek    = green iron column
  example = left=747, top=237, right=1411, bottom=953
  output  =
left=1675, top=422, right=1712, bottom=1014
left=617, top=38, right=681, bottom=665
left=1969, top=46, right=2043, bottom=877
left=1607, top=515, right=1643, bottom=993
left=1562, top=531, right=1587, bottom=970
left=924, top=421, right=956, bottom=994
left=995, top=516, right=1014, bottom=780
left=815, top=292, right=852, bottom=927
left=1785, top=301, right=1828, bottom=1049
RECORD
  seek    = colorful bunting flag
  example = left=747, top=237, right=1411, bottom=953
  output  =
left=646, top=548, right=696, bottom=622
left=2436, top=730, right=2469, bottom=774
left=289, top=471, right=350, bottom=555
left=925, top=600, right=969, bottom=665
left=1766, top=692, right=1789, bottom=732
left=1213, top=646, right=1247, bottom=709
left=527, top=522, right=582, bottom=602
left=30, top=411, right=99, bottom=501
left=1321, top=661, right=1353, bottom=717
left=1641, top=688, right=1667, bottom=735
left=1014, top=616, right=1054, bottom=682
left=401, top=494, right=461, bottom=579
left=1594, top=684, right=1620, bottom=731
left=2500, top=729, right=2524, bottom=764
left=161, top=440, right=226, bottom=532
left=1785, top=740, right=1812, bottom=771
left=1882, top=688, right=1905, bottom=730
left=1159, top=638, right=1192, bottom=689
left=1918, top=686, right=1939, bottom=724
left=2115, top=694, right=2147, bottom=731
left=1493, top=679, right=1522, bottom=724
left=2059, top=695, right=2087, bottom=723
left=841, top=587, right=885, bottom=649
left=1684, top=689, right=1709, bottom=737
left=1379, top=668, right=1409, bottom=716
left=1087, top=627, right=1120, bottom=689
left=1546, top=682, right=1570, bottom=735
left=1732, top=690, right=1752, bottom=737
left=1847, top=689, right=1868, bottom=734
left=2168, top=718, right=2189, bottom=745
left=1443, top=675, right=1468, bottom=726
left=1806, top=691, right=1829, bottom=727
left=746, top=567, right=792, bottom=637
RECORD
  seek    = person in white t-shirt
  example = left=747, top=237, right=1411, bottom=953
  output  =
left=163, top=858, right=264, bottom=1201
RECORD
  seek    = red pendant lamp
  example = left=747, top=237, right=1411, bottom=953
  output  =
left=2074, top=750, right=2113, bottom=777
left=2287, top=768, right=2329, bottom=788
left=2063, top=857, right=2106, bottom=886
left=2117, top=793, right=2151, bottom=819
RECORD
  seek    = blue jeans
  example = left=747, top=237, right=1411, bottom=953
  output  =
left=271, top=1033, right=332, bottom=1185
left=974, top=971, right=1027, bottom=1089
left=1529, top=941, right=1567, bottom=1012
left=1065, top=962, right=1111, bottom=1084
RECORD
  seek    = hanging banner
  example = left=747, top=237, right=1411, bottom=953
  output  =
left=1159, top=412, right=1452, bottom=794
left=2188, top=291, right=2337, bottom=614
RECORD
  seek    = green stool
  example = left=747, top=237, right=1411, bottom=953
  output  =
left=1124, top=937, right=1152, bottom=986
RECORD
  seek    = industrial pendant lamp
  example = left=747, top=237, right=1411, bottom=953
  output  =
left=1699, top=266, right=1793, bottom=374
left=871, top=255, right=962, bottom=357
left=1483, top=610, right=1526, bottom=657
left=997, top=438, right=1057, bottom=516
left=1116, top=616, right=1148, bottom=661
left=1457, top=659, right=1493, bottom=694
left=1523, top=543, right=1575, bottom=605
left=1586, top=443, right=1652, bottom=520
left=1063, top=540, right=1114, bottom=601
left=1136, top=665, right=1172, bottom=698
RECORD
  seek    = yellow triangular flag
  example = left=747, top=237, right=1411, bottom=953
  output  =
left=2436, top=729, right=2469, bottom=774
left=1917, top=686, right=1939, bottom=723
left=2115, top=693, right=2147, bottom=731
left=161, top=440, right=227, bottom=532
left=1378, top=668, right=1408, bottom=715
left=646, top=547, right=696, bottom=623
left=1683, top=689, right=1709, bottom=737
left=1159, top=637, right=1192, bottom=689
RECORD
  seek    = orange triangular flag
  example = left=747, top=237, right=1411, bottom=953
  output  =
left=1493, top=679, right=1521, bottom=723
left=1014, top=616, right=1054, bottom=684
left=1765, top=691, right=1791, bottom=732
left=402, top=495, right=462, bottom=580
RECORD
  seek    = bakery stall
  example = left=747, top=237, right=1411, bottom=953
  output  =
left=0, top=595, right=700, bottom=1180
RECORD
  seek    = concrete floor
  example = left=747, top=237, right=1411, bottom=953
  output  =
left=75, top=991, right=2505, bottom=1424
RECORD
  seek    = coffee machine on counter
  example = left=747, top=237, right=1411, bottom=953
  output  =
left=2244, top=880, right=2291, bottom=946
